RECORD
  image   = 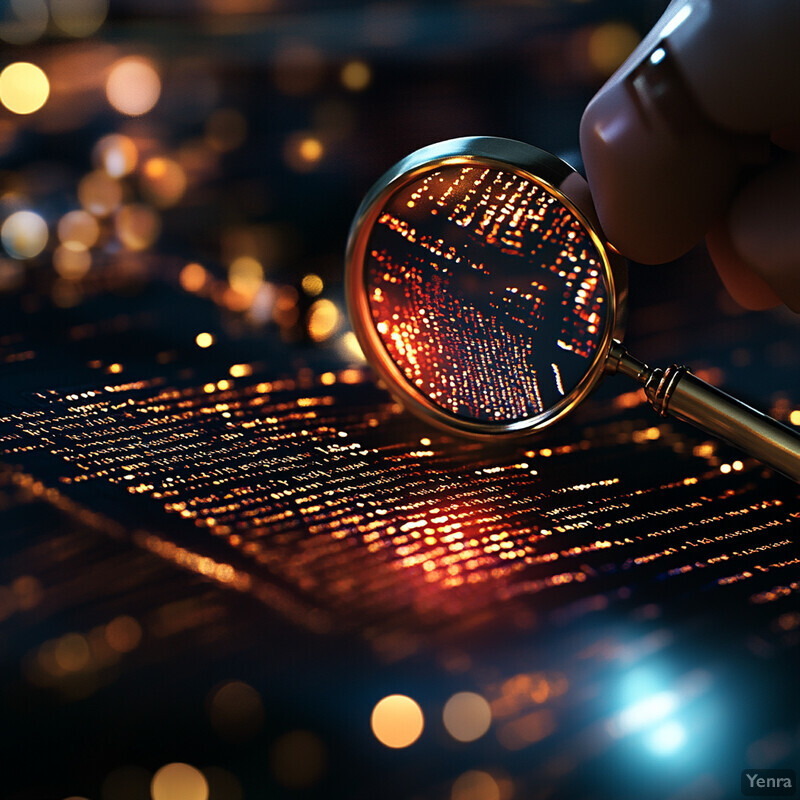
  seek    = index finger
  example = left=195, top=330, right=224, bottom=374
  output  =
left=579, top=0, right=800, bottom=265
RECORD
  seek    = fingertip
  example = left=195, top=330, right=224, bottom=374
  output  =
left=705, top=223, right=782, bottom=311
left=580, top=49, right=739, bottom=265
left=727, top=156, right=800, bottom=312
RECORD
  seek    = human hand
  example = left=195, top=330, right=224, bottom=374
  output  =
left=580, top=0, right=800, bottom=311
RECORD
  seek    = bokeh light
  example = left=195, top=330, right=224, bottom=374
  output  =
left=451, top=770, right=501, bottom=800
left=54, top=633, right=91, bottom=672
left=78, top=171, right=123, bottom=217
left=0, top=62, right=50, bottom=115
left=301, top=273, right=323, bottom=296
left=93, top=134, right=138, bottom=178
left=340, top=60, right=371, bottom=91
left=0, top=259, right=24, bottom=292
left=647, top=720, right=687, bottom=755
left=141, top=157, right=187, bottom=207
left=105, top=615, right=142, bottom=653
left=338, top=331, right=365, bottom=362
left=208, top=680, right=264, bottom=741
left=14, top=576, right=43, bottom=609
left=53, top=244, right=92, bottom=280
left=58, top=210, right=100, bottom=249
left=115, top=204, right=161, bottom=251
left=51, top=0, right=109, bottom=37
left=228, top=256, right=264, bottom=299
left=616, top=691, right=677, bottom=735
left=180, top=262, right=207, bottom=293
left=273, top=285, right=299, bottom=327
left=269, top=730, right=326, bottom=789
left=371, top=694, right=424, bottom=748
left=443, top=692, right=492, bottom=742
left=284, top=133, right=325, bottom=172
left=587, top=21, right=640, bottom=77
left=0, top=0, right=48, bottom=45
left=307, top=298, right=340, bottom=342
left=151, top=763, right=208, bottom=800
left=195, top=332, right=214, bottom=348
left=229, top=363, right=252, bottom=378
left=2, top=211, right=48, bottom=259
left=106, top=57, right=161, bottom=116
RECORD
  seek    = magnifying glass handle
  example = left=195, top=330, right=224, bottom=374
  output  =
left=607, top=341, right=800, bottom=482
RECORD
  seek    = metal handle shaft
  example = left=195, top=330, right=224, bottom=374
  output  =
left=607, top=341, right=800, bottom=482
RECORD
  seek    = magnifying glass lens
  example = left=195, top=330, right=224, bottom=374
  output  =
left=350, top=138, right=800, bottom=479
left=365, top=164, right=611, bottom=424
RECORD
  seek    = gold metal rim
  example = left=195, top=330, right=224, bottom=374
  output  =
left=345, top=136, right=628, bottom=440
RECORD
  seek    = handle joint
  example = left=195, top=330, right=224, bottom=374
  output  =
left=644, top=364, right=688, bottom=416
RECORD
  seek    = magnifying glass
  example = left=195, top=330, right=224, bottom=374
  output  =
left=345, top=137, right=800, bottom=482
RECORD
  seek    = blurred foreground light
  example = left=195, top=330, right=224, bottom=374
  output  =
left=339, top=330, right=365, bottom=362
left=229, top=363, right=252, bottom=378
left=228, top=255, right=264, bottom=298
left=307, top=298, right=340, bottom=342
left=371, top=694, right=424, bottom=748
left=587, top=22, right=640, bottom=77
left=78, top=171, right=123, bottom=217
left=0, top=62, right=49, bottom=115
left=13, top=576, right=42, bottom=609
left=142, top=157, right=187, bottom=207
left=284, top=133, right=324, bottom=172
left=341, top=60, right=371, bottom=91
left=115, top=204, right=161, bottom=251
left=105, top=615, right=141, bottom=652
left=195, top=332, right=214, bottom=348
left=0, top=259, right=24, bottom=292
left=51, top=0, right=109, bottom=37
left=58, top=210, right=100, bottom=249
left=269, top=730, right=326, bottom=789
left=93, top=134, right=138, bottom=178
left=180, top=262, right=207, bottom=292
left=106, top=57, right=161, bottom=116
left=54, top=633, right=90, bottom=672
left=616, top=691, right=677, bottom=736
left=301, top=273, right=323, bottom=296
left=0, top=0, right=48, bottom=45
left=2, top=210, right=48, bottom=259
left=248, top=281, right=277, bottom=324
left=208, top=680, right=264, bottom=741
left=443, top=692, right=492, bottom=742
left=151, top=763, right=208, bottom=800
left=273, top=285, right=299, bottom=327
left=451, top=770, right=500, bottom=800
left=54, top=244, right=91, bottom=279
left=647, top=720, right=687, bottom=755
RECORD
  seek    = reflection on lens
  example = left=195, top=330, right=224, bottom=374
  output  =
left=365, top=164, right=609, bottom=424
